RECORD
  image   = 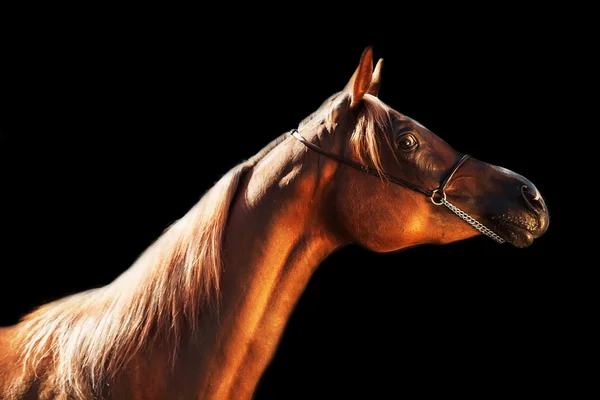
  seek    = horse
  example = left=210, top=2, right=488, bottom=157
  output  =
left=0, top=47, right=549, bottom=399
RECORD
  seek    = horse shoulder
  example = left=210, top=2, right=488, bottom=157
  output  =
left=0, top=326, right=43, bottom=399
left=0, top=327, right=20, bottom=397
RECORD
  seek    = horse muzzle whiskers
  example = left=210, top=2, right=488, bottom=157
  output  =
left=492, top=213, right=540, bottom=233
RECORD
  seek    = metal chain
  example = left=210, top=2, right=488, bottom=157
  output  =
left=441, top=199, right=506, bottom=244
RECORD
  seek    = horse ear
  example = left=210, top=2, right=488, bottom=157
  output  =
left=347, top=46, right=374, bottom=108
left=367, top=58, right=383, bottom=97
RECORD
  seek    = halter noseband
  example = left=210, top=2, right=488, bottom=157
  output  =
left=290, top=129, right=505, bottom=244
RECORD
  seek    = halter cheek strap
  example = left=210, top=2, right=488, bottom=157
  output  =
left=430, top=154, right=470, bottom=205
left=290, top=129, right=505, bottom=244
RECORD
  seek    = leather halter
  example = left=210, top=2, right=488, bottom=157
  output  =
left=291, top=129, right=470, bottom=203
left=290, top=129, right=506, bottom=244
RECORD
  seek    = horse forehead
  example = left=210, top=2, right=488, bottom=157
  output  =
left=405, top=116, right=440, bottom=140
left=408, top=117, right=427, bottom=130
left=392, top=112, right=429, bottom=131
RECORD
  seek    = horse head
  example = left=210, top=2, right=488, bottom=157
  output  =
left=295, top=47, right=549, bottom=250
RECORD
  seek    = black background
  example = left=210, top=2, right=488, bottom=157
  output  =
left=0, top=11, right=582, bottom=399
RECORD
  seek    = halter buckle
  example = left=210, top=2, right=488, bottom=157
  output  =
left=430, top=189, right=446, bottom=206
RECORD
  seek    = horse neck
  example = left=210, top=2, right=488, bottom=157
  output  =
left=189, top=133, right=343, bottom=398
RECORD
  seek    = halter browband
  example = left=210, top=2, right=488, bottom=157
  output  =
left=290, top=129, right=505, bottom=244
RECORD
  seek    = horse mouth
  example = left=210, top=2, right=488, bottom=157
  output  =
left=492, top=213, right=541, bottom=248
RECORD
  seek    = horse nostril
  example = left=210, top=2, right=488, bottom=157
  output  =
left=521, top=184, right=546, bottom=213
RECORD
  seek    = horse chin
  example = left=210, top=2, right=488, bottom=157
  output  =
left=496, top=224, right=535, bottom=248
left=491, top=212, right=542, bottom=248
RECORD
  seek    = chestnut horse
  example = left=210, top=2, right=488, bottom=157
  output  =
left=0, top=47, right=549, bottom=399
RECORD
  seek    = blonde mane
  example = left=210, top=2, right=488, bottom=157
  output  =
left=299, top=93, right=394, bottom=175
left=13, top=94, right=393, bottom=399
left=14, top=133, right=287, bottom=398
left=348, top=95, right=395, bottom=174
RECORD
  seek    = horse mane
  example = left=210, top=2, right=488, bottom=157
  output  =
left=14, top=133, right=288, bottom=398
left=13, top=93, right=393, bottom=398
left=299, top=93, right=394, bottom=175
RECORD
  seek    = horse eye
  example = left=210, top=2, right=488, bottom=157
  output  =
left=397, top=133, right=418, bottom=150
